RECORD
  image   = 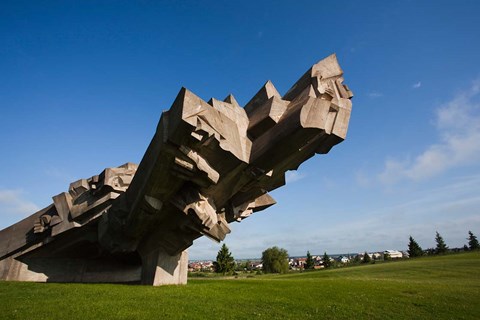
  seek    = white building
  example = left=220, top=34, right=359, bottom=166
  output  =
left=384, top=250, right=403, bottom=259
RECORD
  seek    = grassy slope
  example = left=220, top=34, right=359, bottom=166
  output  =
left=0, top=252, right=479, bottom=319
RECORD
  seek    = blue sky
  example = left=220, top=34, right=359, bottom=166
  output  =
left=1, top=1, right=479, bottom=260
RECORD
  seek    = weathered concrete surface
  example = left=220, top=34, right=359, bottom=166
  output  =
left=0, top=54, right=353, bottom=285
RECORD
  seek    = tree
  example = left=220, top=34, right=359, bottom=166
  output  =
left=305, top=251, right=315, bottom=270
left=213, top=243, right=235, bottom=275
left=435, top=231, right=448, bottom=254
left=261, top=246, right=289, bottom=274
left=467, top=231, right=480, bottom=250
left=408, top=236, right=424, bottom=257
left=322, top=252, right=331, bottom=268
left=353, top=254, right=362, bottom=263
left=383, top=252, right=391, bottom=261
left=244, top=259, right=252, bottom=271
left=362, top=251, right=371, bottom=263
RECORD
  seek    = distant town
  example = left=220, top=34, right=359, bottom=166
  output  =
left=188, top=249, right=408, bottom=272
left=189, top=231, right=479, bottom=274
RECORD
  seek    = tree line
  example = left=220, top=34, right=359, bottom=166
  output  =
left=212, top=230, right=479, bottom=274
left=408, top=230, right=479, bottom=257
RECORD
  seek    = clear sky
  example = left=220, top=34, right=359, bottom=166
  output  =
left=1, top=1, right=479, bottom=260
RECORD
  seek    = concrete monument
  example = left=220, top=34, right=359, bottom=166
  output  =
left=0, top=54, right=353, bottom=285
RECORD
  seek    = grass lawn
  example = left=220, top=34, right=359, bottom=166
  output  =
left=0, top=252, right=479, bottom=319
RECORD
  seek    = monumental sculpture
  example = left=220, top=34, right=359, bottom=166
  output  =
left=0, top=54, right=353, bottom=285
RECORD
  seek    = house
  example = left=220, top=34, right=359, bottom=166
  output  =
left=372, top=252, right=382, bottom=260
left=251, top=262, right=262, bottom=270
left=188, top=260, right=214, bottom=272
left=289, top=257, right=307, bottom=269
left=384, top=250, right=403, bottom=259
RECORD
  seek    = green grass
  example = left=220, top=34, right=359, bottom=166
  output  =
left=1, top=252, right=479, bottom=319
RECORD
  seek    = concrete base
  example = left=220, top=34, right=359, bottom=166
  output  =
left=0, top=256, right=142, bottom=283
left=0, top=249, right=188, bottom=286
left=141, top=248, right=188, bottom=286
